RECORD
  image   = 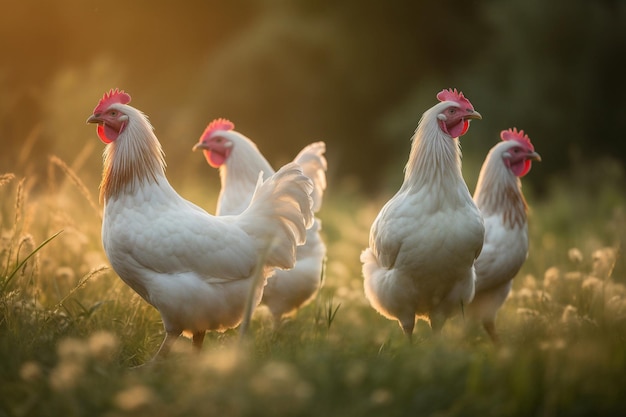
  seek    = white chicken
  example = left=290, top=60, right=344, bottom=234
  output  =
left=469, top=128, right=541, bottom=343
left=361, top=88, right=484, bottom=338
left=192, top=119, right=327, bottom=324
left=86, top=89, right=313, bottom=360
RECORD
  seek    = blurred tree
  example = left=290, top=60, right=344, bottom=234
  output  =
left=179, top=0, right=491, bottom=191
left=452, top=0, right=626, bottom=195
left=0, top=0, right=624, bottom=196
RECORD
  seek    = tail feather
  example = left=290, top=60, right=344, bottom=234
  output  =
left=237, top=162, right=314, bottom=270
left=361, top=248, right=389, bottom=285
left=293, top=142, right=327, bottom=212
left=361, top=248, right=398, bottom=322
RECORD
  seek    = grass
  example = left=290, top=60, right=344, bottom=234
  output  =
left=1, top=157, right=626, bottom=417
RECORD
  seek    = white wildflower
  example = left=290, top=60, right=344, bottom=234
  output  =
left=516, top=307, right=540, bottom=319
left=582, top=276, right=603, bottom=295
left=522, top=274, right=538, bottom=290
left=564, top=271, right=584, bottom=282
left=199, top=347, right=242, bottom=375
left=606, top=295, right=626, bottom=317
left=56, top=337, right=90, bottom=367
left=250, top=361, right=313, bottom=411
left=49, top=361, right=84, bottom=391
left=561, top=305, right=579, bottom=325
left=514, top=288, right=535, bottom=303
left=591, top=247, right=617, bottom=280
left=114, top=385, right=156, bottom=411
left=543, top=267, right=561, bottom=291
left=568, top=248, right=584, bottom=264
left=87, top=330, right=119, bottom=363
left=19, top=361, right=42, bottom=383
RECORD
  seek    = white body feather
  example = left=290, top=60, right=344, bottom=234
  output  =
left=100, top=105, right=314, bottom=338
left=361, top=101, right=484, bottom=334
left=468, top=140, right=532, bottom=335
left=210, top=130, right=327, bottom=321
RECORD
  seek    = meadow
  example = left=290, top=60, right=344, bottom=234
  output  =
left=1, top=152, right=626, bottom=417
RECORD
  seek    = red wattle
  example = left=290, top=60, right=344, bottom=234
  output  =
left=97, top=124, right=113, bottom=143
left=511, top=160, right=532, bottom=177
left=446, top=119, right=471, bottom=138
left=459, top=120, right=470, bottom=136
left=205, top=150, right=225, bottom=168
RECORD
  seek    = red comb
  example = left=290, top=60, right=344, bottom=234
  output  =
left=436, top=88, right=474, bottom=110
left=202, top=118, right=235, bottom=138
left=501, top=128, right=534, bottom=150
left=94, top=88, right=131, bottom=114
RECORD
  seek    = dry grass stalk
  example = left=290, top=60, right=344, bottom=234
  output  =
left=49, top=155, right=101, bottom=219
left=52, top=264, right=110, bottom=314
left=7, top=178, right=28, bottom=252
left=0, top=174, right=17, bottom=232
left=0, top=173, right=15, bottom=188
left=17, top=125, right=42, bottom=166
left=17, top=234, right=36, bottom=268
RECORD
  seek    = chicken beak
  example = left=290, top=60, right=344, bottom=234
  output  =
left=465, top=110, right=482, bottom=120
left=528, top=151, right=542, bottom=162
left=192, top=142, right=208, bottom=152
left=86, top=114, right=102, bottom=124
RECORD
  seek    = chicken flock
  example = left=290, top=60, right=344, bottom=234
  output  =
left=86, top=88, right=539, bottom=362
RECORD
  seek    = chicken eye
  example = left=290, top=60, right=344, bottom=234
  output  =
left=109, top=111, right=117, bottom=116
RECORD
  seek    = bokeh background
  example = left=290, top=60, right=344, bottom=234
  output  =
left=1, top=0, right=625, bottom=197
left=2, top=4, right=626, bottom=413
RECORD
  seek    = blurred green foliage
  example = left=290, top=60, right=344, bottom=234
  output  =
left=1, top=146, right=626, bottom=416
left=2, top=3, right=626, bottom=415
left=1, top=0, right=625, bottom=196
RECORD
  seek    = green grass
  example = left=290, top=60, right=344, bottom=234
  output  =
left=1, top=161, right=626, bottom=417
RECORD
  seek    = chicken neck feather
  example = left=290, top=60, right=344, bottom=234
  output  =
left=100, top=107, right=166, bottom=202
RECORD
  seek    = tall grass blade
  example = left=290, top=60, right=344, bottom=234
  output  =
left=49, top=155, right=102, bottom=219
left=326, top=297, right=341, bottom=329
left=1, top=229, right=63, bottom=292
left=51, top=264, right=109, bottom=314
